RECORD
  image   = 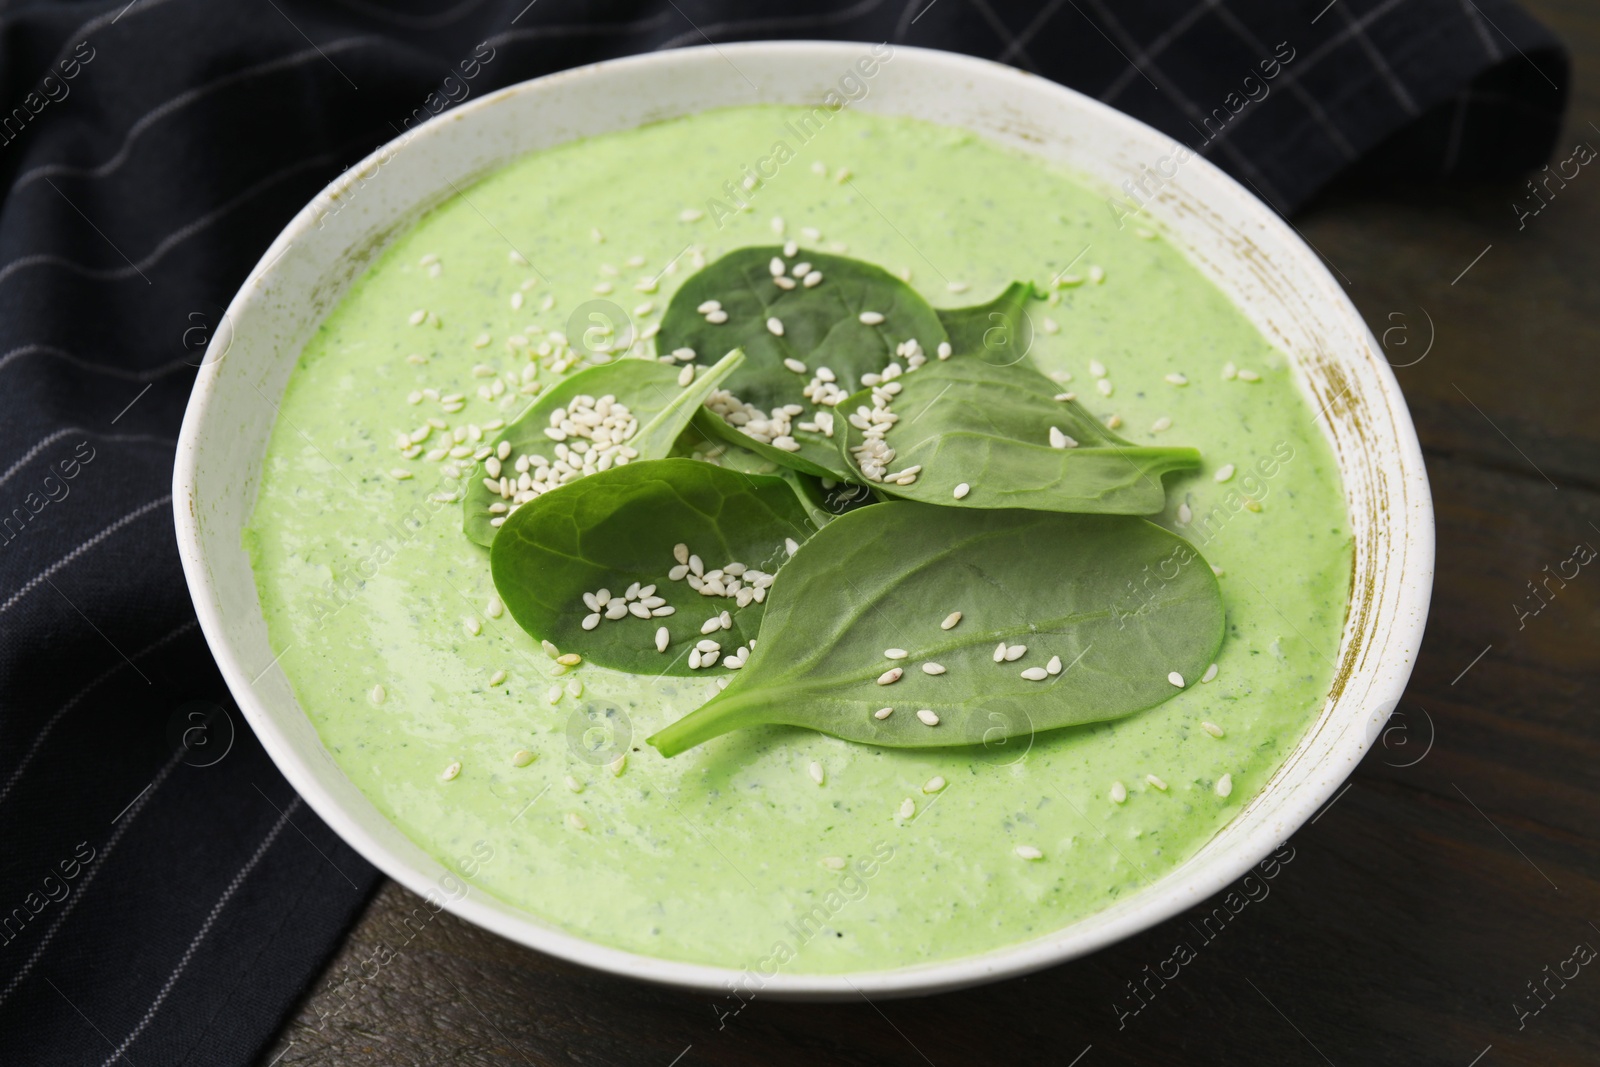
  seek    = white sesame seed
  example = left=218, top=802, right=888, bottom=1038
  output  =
left=609, top=753, right=626, bottom=777
left=441, top=760, right=462, bottom=781
left=884, top=648, right=908, bottom=660
left=688, top=650, right=701, bottom=670
left=677, top=364, right=695, bottom=387
left=566, top=812, right=587, bottom=831
left=923, top=776, right=946, bottom=793
left=696, top=639, right=720, bottom=653
left=820, top=855, right=846, bottom=870
left=1146, top=774, right=1168, bottom=791
left=897, top=798, right=915, bottom=819
left=858, top=311, right=885, bottom=325
left=1168, top=671, right=1185, bottom=688
left=785, top=537, right=800, bottom=556
left=784, top=240, right=799, bottom=256
left=489, top=669, right=507, bottom=687
left=1111, top=781, right=1127, bottom=803
left=369, top=684, right=386, bottom=705
left=1046, top=655, right=1062, bottom=675
left=1166, top=373, right=1188, bottom=385
left=877, top=668, right=903, bottom=685
left=874, top=707, right=894, bottom=720
left=921, top=662, right=946, bottom=675
left=1054, top=392, right=1076, bottom=402
left=941, top=612, right=962, bottom=630
left=767, top=317, right=785, bottom=337
left=706, top=310, right=728, bottom=324
left=1201, top=721, right=1225, bottom=738
left=936, top=342, right=952, bottom=360
left=953, top=483, right=971, bottom=500
left=1238, top=368, right=1261, bottom=382
left=1214, top=464, right=1236, bottom=482
left=1015, top=845, right=1043, bottom=860
left=655, top=626, right=670, bottom=652
left=1088, top=265, right=1105, bottom=284
left=546, top=685, right=562, bottom=705
left=1216, top=774, right=1233, bottom=797
left=769, top=256, right=786, bottom=276
left=1178, top=502, right=1192, bottom=524
left=1201, top=663, right=1219, bottom=683
left=556, top=653, right=581, bottom=667
left=1049, top=426, right=1077, bottom=449
left=463, top=616, right=481, bottom=637
left=947, top=281, right=969, bottom=293
left=803, top=270, right=822, bottom=287
left=782, top=357, right=806, bottom=374
left=509, top=250, right=529, bottom=266
left=1097, top=378, right=1113, bottom=397
left=1021, top=667, right=1049, bottom=681
left=808, top=761, right=825, bottom=785
left=1151, top=417, right=1172, bottom=432
left=993, top=643, right=1007, bottom=663
left=512, top=749, right=535, bottom=767
left=916, top=709, right=940, bottom=726
left=679, top=208, right=703, bottom=222
left=389, top=468, right=413, bottom=480
left=1003, top=644, right=1027, bottom=662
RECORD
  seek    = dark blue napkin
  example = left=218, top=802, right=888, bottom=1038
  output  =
left=0, top=1, right=1565, bottom=1062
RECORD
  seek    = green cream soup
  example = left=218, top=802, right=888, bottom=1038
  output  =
left=246, top=106, right=1350, bottom=972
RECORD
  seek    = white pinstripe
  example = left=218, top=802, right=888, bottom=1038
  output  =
left=1332, top=1, right=1419, bottom=115
left=0, top=427, right=172, bottom=489
left=12, top=39, right=383, bottom=193
left=0, top=618, right=195, bottom=811
left=96, top=797, right=302, bottom=1067
left=0, top=144, right=352, bottom=290
left=0, top=345, right=194, bottom=382
left=0, top=738, right=189, bottom=1008
left=1457, top=0, right=1503, bottom=61
left=962, top=0, right=1038, bottom=71
left=0, top=0, right=183, bottom=59
left=996, top=0, right=1070, bottom=64
left=0, top=495, right=170, bottom=615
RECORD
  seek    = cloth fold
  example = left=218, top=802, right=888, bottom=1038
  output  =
left=0, top=1, right=1566, bottom=1062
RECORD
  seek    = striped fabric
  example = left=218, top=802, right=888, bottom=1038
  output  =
left=0, top=0, right=1565, bottom=1062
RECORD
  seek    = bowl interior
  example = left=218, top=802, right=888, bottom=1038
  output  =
left=174, top=41, right=1432, bottom=998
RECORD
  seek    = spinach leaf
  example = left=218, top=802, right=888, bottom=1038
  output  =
left=835, top=356, right=1199, bottom=514
left=462, top=351, right=743, bottom=545
left=656, top=246, right=949, bottom=480
left=937, top=281, right=1036, bottom=365
left=648, top=504, right=1224, bottom=755
left=490, top=458, right=815, bottom=676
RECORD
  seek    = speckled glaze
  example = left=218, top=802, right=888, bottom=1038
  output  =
left=174, top=43, right=1433, bottom=999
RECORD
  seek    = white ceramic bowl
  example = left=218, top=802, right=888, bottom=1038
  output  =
left=173, top=41, right=1433, bottom=999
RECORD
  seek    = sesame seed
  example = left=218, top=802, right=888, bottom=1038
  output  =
left=706, top=310, right=728, bottom=324
left=803, top=271, right=822, bottom=287
left=368, top=684, right=386, bottom=706
left=673, top=543, right=689, bottom=564
left=581, top=613, right=600, bottom=630
left=1096, top=378, right=1113, bottom=397
left=808, top=761, right=825, bottom=785
left=937, top=342, right=952, bottom=359
left=463, top=616, right=481, bottom=636
left=858, top=311, right=885, bottom=325
left=688, top=650, right=701, bottom=670
left=546, top=685, right=562, bottom=705
left=877, top=668, right=903, bottom=685
left=389, top=468, right=413, bottom=480
left=1214, top=464, right=1236, bottom=482
left=993, top=643, right=1007, bottom=663
left=923, top=776, right=946, bottom=793
left=1015, top=845, right=1043, bottom=860
left=1088, top=265, right=1105, bottom=284
left=1151, top=416, right=1172, bottom=432
left=408, top=309, right=427, bottom=326
left=898, top=798, right=916, bottom=819
left=1046, top=655, right=1062, bottom=675
left=696, top=639, right=720, bottom=653
left=769, top=256, right=786, bottom=276
left=512, top=749, right=535, bottom=767
left=921, top=662, right=946, bottom=675
left=784, top=240, right=799, bottom=257
left=1168, top=671, right=1185, bottom=687
left=655, top=627, right=669, bottom=652
left=874, top=707, right=894, bottom=719
left=1237, top=368, right=1261, bottom=382
left=566, top=678, right=583, bottom=698
left=1216, top=774, right=1233, bottom=797
left=947, top=281, right=969, bottom=293
left=821, top=855, right=846, bottom=870
left=1111, top=781, right=1127, bottom=803
left=556, top=653, right=582, bottom=666
left=1177, top=503, right=1192, bottom=524
left=782, top=357, right=807, bottom=374
left=679, top=208, right=703, bottom=222
left=1201, top=663, right=1219, bottom=683
left=785, top=537, right=800, bottom=556
left=1054, top=392, right=1076, bottom=402
left=1021, top=667, right=1049, bottom=681
left=609, top=754, right=627, bottom=776
left=916, top=709, right=940, bottom=726
left=941, top=612, right=962, bottom=630
left=884, top=648, right=908, bottom=660
left=953, top=483, right=971, bottom=500
left=565, top=775, right=584, bottom=793
left=677, top=364, right=695, bottom=387
left=509, top=250, right=529, bottom=265
left=1146, top=774, right=1168, bottom=791
left=489, top=669, right=507, bottom=686
left=1222, top=361, right=1238, bottom=380
left=1003, top=644, right=1027, bottom=662
left=1165, top=373, right=1188, bottom=385
left=437, top=759, right=464, bottom=782
left=566, top=812, right=587, bottom=831
left=1048, top=426, right=1077, bottom=449
left=1201, top=721, right=1225, bottom=738
left=767, top=317, right=785, bottom=337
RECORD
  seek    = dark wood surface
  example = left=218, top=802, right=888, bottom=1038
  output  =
left=261, top=3, right=1600, bottom=1063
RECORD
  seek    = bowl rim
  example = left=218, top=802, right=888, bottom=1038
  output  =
left=173, top=39, right=1433, bottom=999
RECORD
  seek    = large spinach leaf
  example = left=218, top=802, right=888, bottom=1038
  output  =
left=647, top=503, right=1224, bottom=755
left=462, top=351, right=743, bottom=545
left=656, top=246, right=948, bottom=479
left=490, top=458, right=815, bottom=675
left=835, top=356, right=1199, bottom=514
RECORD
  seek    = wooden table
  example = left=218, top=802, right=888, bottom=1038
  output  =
left=261, top=3, right=1600, bottom=1062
